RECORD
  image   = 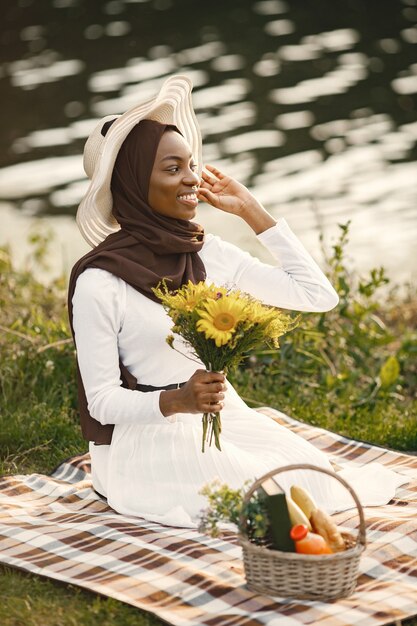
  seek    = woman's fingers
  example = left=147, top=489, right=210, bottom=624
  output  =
left=204, top=164, right=225, bottom=180
left=200, top=171, right=218, bottom=188
left=201, top=390, right=225, bottom=401
left=203, top=372, right=226, bottom=385
left=197, top=187, right=220, bottom=207
left=202, top=403, right=223, bottom=413
left=202, top=396, right=224, bottom=411
left=201, top=169, right=215, bottom=179
left=181, top=370, right=226, bottom=413
left=199, top=178, right=217, bottom=192
left=199, top=383, right=226, bottom=411
left=201, top=167, right=227, bottom=188
left=197, top=185, right=212, bottom=196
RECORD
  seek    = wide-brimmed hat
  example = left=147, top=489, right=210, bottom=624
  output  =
left=76, top=74, right=202, bottom=248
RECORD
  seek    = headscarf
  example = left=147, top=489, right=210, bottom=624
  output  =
left=67, top=119, right=206, bottom=444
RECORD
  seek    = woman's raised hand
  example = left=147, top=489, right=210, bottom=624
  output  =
left=197, top=164, right=277, bottom=234
left=159, top=370, right=226, bottom=417
left=197, top=164, right=257, bottom=217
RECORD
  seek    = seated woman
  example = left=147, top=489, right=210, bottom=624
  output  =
left=68, top=75, right=405, bottom=528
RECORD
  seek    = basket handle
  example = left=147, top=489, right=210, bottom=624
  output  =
left=238, top=463, right=366, bottom=547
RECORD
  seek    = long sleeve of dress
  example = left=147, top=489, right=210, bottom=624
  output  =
left=203, top=217, right=339, bottom=312
left=72, top=268, right=173, bottom=426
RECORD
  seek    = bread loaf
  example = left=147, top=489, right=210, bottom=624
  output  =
left=310, top=508, right=345, bottom=552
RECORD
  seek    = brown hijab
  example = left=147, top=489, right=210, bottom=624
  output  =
left=67, top=119, right=206, bottom=444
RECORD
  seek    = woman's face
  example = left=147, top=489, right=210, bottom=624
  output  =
left=148, top=130, right=201, bottom=220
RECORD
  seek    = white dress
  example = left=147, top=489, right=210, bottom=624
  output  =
left=72, top=219, right=406, bottom=528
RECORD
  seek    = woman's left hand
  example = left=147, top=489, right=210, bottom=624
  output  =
left=197, top=164, right=258, bottom=217
left=197, top=163, right=277, bottom=235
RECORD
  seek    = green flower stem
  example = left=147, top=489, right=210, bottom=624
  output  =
left=204, top=412, right=222, bottom=452
left=213, top=412, right=222, bottom=450
left=202, top=413, right=209, bottom=453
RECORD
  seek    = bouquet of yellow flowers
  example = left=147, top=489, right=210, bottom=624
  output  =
left=153, top=280, right=299, bottom=453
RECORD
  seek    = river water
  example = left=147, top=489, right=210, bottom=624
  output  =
left=0, top=0, right=416, bottom=284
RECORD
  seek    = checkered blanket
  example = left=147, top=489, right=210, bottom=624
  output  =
left=0, top=409, right=416, bottom=626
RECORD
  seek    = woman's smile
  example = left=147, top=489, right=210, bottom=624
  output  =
left=176, top=191, right=199, bottom=207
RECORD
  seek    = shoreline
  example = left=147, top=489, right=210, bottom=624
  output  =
left=1, top=201, right=415, bottom=290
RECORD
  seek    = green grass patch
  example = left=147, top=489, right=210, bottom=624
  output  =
left=0, top=565, right=163, bottom=626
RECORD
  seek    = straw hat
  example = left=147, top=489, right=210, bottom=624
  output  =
left=76, top=74, right=202, bottom=248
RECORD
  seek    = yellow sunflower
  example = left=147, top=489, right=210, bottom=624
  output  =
left=196, top=296, right=247, bottom=347
left=173, top=281, right=228, bottom=312
left=154, top=280, right=205, bottom=312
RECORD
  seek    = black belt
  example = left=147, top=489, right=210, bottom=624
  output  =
left=136, top=382, right=186, bottom=392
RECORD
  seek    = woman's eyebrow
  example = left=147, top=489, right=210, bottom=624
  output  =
left=161, top=154, right=193, bottom=162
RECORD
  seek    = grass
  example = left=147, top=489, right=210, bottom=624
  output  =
left=0, top=223, right=416, bottom=625
left=0, top=565, right=164, bottom=626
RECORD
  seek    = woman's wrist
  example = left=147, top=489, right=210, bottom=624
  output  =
left=159, top=388, right=184, bottom=416
left=239, top=198, right=277, bottom=235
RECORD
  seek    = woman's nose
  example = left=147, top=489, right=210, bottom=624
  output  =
left=183, top=168, right=201, bottom=186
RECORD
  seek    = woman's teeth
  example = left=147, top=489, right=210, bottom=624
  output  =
left=177, top=193, right=197, bottom=201
left=177, top=193, right=198, bottom=206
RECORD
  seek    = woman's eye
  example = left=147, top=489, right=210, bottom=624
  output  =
left=166, top=163, right=196, bottom=173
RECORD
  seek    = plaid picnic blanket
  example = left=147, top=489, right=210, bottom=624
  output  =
left=0, top=408, right=416, bottom=626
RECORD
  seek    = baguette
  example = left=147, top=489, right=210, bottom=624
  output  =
left=310, top=508, right=345, bottom=552
left=286, top=496, right=312, bottom=530
left=290, top=485, right=317, bottom=520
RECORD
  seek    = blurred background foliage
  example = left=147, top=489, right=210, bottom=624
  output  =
left=231, top=222, right=417, bottom=451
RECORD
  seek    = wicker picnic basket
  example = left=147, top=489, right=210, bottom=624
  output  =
left=238, top=463, right=366, bottom=601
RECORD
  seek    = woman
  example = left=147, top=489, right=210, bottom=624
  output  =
left=68, top=76, right=405, bottom=527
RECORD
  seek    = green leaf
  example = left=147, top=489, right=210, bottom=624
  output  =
left=379, top=355, right=400, bottom=388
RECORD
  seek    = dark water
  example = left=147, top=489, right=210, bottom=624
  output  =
left=0, top=0, right=416, bottom=281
